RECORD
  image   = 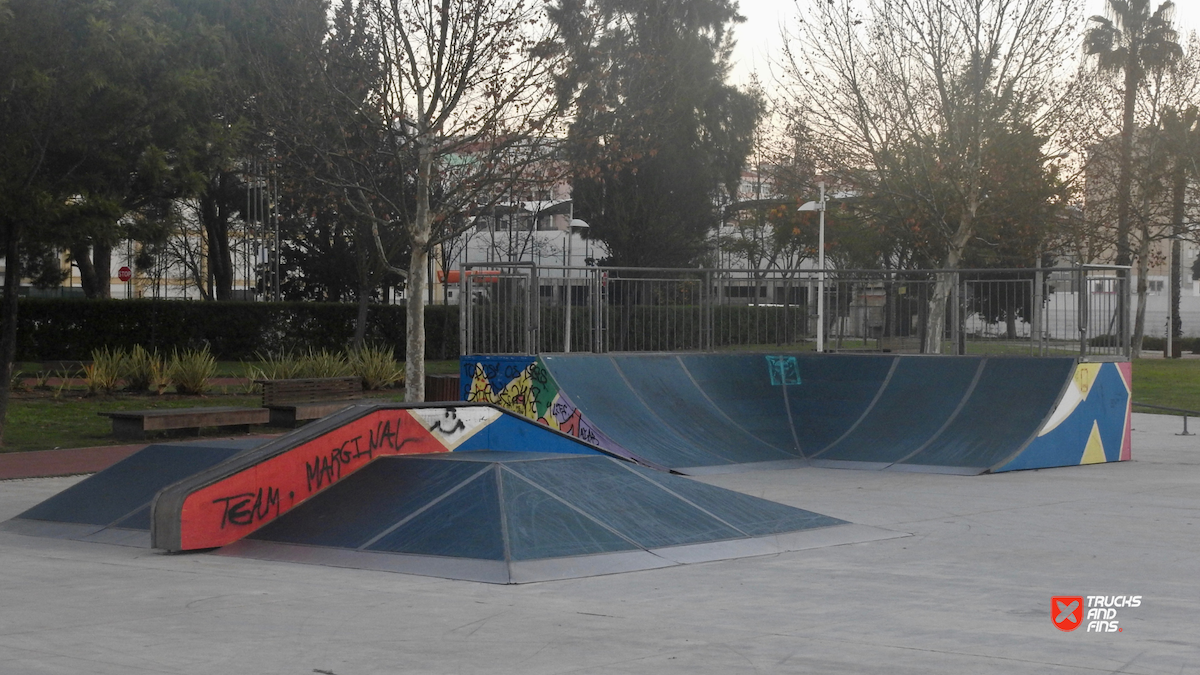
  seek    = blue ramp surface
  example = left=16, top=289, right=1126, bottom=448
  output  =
left=5, top=439, right=264, bottom=545
left=545, top=353, right=901, bottom=470
left=899, top=357, right=1075, bottom=470
left=678, top=354, right=800, bottom=452
left=813, top=357, right=982, bottom=464
left=540, top=355, right=736, bottom=468
left=782, top=355, right=896, bottom=454
left=610, top=355, right=799, bottom=464
left=226, top=451, right=854, bottom=583
left=536, top=354, right=1089, bottom=475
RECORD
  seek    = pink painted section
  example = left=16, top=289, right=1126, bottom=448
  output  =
left=1118, top=361, right=1133, bottom=461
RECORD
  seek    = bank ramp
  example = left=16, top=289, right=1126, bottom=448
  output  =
left=461, top=354, right=1133, bottom=475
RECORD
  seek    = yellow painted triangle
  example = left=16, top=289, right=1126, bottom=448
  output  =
left=1073, top=363, right=1103, bottom=400
left=466, top=363, right=497, bottom=404
left=1080, top=420, right=1107, bottom=464
left=498, top=369, right=537, bottom=419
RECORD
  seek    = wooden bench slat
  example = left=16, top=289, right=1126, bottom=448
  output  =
left=256, top=377, right=364, bottom=426
left=267, top=401, right=358, bottom=426
left=257, top=376, right=363, bottom=407
left=99, top=407, right=270, bottom=440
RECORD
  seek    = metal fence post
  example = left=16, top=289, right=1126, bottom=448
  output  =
left=563, top=265, right=573, bottom=354
left=950, top=271, right=960, bottom=355
left=703, top=270, right=713, bottom=351
left=1032, top=270, right=1043, bottom=356
left=528, top=264, right=539, bottom=355
left=1118, top=270, right=1128, bottom=360
left=459, top=268, right=469, bottom=356
left=1078, top=267, right=1088, bottom=357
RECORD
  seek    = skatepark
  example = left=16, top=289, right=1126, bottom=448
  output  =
left=0, top=408, right=1195, bottom=673
left=1, top=349, right=1195, bottom=672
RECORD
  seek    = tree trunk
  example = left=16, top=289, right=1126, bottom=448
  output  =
left=404, top=146, right=433, bottom=402
left=1115, top=58, right=1139, bottom=343
left=1171, top=160, right=1187, bottom=348
left=925, top=274, right=950, bottom=354
left=200, top=177, right=235, bottom=301
left=1131, top=230, right=1151, bottom=358
left=0, top=221, right=22, bottom=445
left=94, top=242, right=111, bottom=298
left=923, top=217, right=973, bottom=354
left=405, top=244, right=428, bottom=401
left=352, top=222, right=370, bottom=350
left=70, top=242, right=112, bottom=299
left=71, top=243, right=95, bottom=295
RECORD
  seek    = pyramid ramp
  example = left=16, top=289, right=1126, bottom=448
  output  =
left=150, top=403, right=611, bottom=552
left=218, top=451, right=899, bottom=583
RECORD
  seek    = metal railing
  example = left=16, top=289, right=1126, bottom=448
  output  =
left=1131, top=402, right=1198, bottom=435
left=461, top=264, right=1132, bottom=358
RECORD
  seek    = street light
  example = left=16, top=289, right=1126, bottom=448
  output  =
left=799, top=181, right=827, bottom=353
left=564, top=218, right=589, bottom=353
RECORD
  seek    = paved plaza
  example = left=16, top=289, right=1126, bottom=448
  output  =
left=0, top=412, right=1196, bottom=674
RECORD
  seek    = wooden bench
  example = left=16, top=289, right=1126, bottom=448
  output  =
left=100, top=407, right=270, bottom=441
left=258, top=376, right=364, bottom=427
left=424, top=374, right=461, bottom=402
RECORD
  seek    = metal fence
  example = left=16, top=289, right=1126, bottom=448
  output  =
left=460, top=263, right=1131, bottom=358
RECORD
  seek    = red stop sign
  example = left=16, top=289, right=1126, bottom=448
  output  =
left=118, top=266, right=132, bottom=282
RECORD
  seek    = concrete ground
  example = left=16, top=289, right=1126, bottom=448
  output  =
left=0, top=413, right=1197, bottom=674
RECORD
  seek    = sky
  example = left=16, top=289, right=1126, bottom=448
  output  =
left=730, top=0, right=1200, bottom=89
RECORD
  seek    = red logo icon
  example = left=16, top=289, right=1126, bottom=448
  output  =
left=1053, top=596, right=1084, bottom=631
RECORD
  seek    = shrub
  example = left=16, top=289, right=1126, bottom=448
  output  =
left=53, top=369, right=74, bottom=398
left=33, top=370, right=53, bottom=390
left=84, top=347, right=125, bottom=395
left=296, top=348, right=353, bottom=378
left=252, top=350, right=303, bottom=380
left=350, top=344, right=404, bottom=390
left=125, top=345, right=168, bottom=394
left=168, top=346, right=217, bottom=395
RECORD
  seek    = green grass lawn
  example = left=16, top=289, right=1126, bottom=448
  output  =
left=2, top=394, right=263, bottom=453
left=1131, top=359, right=1200, bottom=413
left=1, top=359, right=462, bottom=453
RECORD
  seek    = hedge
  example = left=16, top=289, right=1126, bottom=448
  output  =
left=14, top=298, right=459, bottom=361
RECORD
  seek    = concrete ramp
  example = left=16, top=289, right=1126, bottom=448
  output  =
left=1, top=439, right=265, bottom=546
left=218, top=451, right=894, bottom=584
left=462, top=354, right=1133, bottom=475
left=150, top=403, right=609, bottom=552
left=542, top=355, right=800, bottom=468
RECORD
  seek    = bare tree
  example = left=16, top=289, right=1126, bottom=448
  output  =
left=781, top=0, right=1078, bottom=352
left=262, top=0, right=565, bottom=400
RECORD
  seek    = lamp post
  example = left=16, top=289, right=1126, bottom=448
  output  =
left=564, top=218, right=589, bottom=353
left=799, top=181, right=827, bottom=352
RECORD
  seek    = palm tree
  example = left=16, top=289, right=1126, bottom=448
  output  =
left=1162, top=105, right=1199, bottom=354
left=1084, top=0, right=1181, bottom=349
